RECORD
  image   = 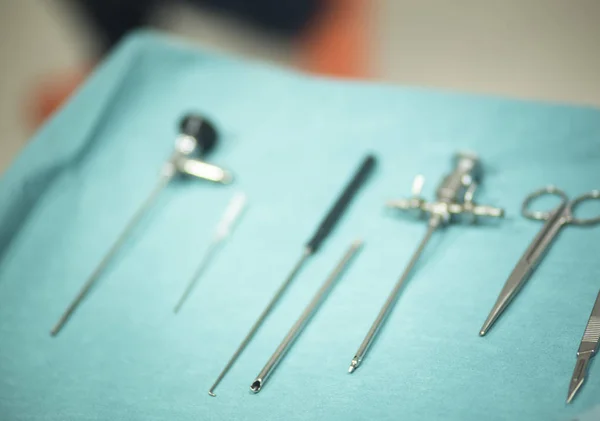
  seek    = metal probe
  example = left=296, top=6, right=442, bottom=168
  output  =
left=208, top=154, right=376, bottom=396
left=174, top=192, right=247, bottom=313
left=250, top=240, right=363, bottom=393
left=348, top=152, right=504, bottom=373
left=50, top=114, right=232, bottom=336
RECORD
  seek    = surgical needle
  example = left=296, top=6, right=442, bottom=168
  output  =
left=50, top=114, right=232, bottom=336
left=208, top=154, right=376, bottom=396
left=174, top=192, right=247, bottom=313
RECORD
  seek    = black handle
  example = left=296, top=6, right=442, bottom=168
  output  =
left=306, top=155, right=376, bottom=253
left=179, top=114, right=218, bottom=154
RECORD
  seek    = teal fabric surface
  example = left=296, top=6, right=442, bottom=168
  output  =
left=1, top=31, right=599, bottom=421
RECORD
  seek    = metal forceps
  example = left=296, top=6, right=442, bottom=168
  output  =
left=480, top=186, right=600, bottom=336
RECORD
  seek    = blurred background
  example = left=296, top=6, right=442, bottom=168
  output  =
left=1, top=0, right=599, bottom=172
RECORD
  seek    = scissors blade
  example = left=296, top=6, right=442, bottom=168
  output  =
left=479, top=259, right=532, bottom=336
left=479, top=208, right=566, bottom=337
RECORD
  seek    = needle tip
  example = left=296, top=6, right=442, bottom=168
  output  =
left=348, top=358, right=359, bottom=374
left=479, top=319, right=494, bottom=336
left=208, top=391, right=216, bottom=397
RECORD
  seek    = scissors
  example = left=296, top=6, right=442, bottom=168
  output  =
left=479, top=186, right=600, bottom=336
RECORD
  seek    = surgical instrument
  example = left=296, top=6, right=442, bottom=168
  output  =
left=480, top=186, right=600, bottom=337
left=174, top=192, right=247, bottom=313
left=50, top=114, right=232, bottom=336
left=208, top=154, right=376, bottom=396
left=348, top=152, right=504, bottom=373
left=567, top=290, right=600, bottom=404
left=250, top=239, right=363, bottom=393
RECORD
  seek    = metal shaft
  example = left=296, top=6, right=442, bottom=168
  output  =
left=173, top=241, right=222, bottom=313
left=250, top=240, right=363, bottom=393
left=173, top=192, right=247, bottom=313
left=207, top=156, right=375, bottom=396
left=208, top=248, right=312, bottom=397
left=50, top=171, right=173, bottom=336
left=348, top=221, right=439, bottom=373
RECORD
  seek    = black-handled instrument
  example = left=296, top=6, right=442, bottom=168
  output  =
left=306, top=155, right=376, bottom=252
left=208, top=154, right=376, bottom=396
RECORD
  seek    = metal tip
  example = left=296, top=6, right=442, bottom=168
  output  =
left=174, top=280, right=197, bottom=313
left=567, top=356, right=589, bottom=404
left=250, top=379, right=262, bottom=393
left=567, top=377, right=584, bottom=404
left=566, top=389, right=577, bottom=404
left=50, top=318, right=66, bottom=337
left=348, top=358, right=359, bottom=374
left=479, top=314, right=498, bottom=337
left=208, top=391, right=217, bottom=397
left=173, top=298, right=185, bottom=313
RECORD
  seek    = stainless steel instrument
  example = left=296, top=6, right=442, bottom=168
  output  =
left=250, top=240, right=363, bottom=393
left=348, top=152, right=504, bottom=373
left=51, top=114, right=232, bottom=336
left=174, top=192, right=247, bottom=313
left=208, top=155, right=376, bottom=396
left=480, top=186, right=600, bottom=337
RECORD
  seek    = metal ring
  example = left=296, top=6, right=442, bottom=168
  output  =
left=569, top=190, right=600, bottom=225
left=521, top=186, right=568, bottom=221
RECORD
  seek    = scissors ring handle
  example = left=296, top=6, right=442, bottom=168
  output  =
left=521, top=186, right=568, bottom=221
left=569, top=190, right=600, bottom=225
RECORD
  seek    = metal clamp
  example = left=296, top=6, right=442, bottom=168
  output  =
left=386, top=153, right=504, bottom=225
